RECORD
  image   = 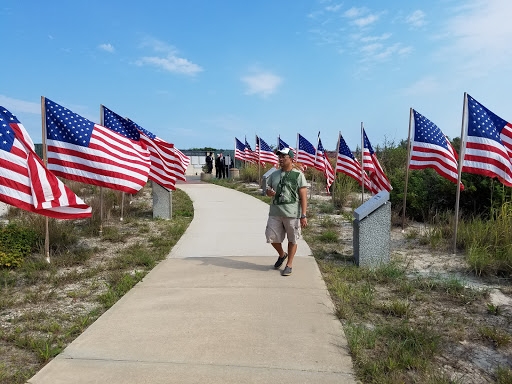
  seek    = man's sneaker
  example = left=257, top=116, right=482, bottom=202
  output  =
left=281, top=266, right=292, bottom=276
left=274, top=253, right=288, bottom=269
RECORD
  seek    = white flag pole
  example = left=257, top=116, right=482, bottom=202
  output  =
left=99, top=105, right=105, bottom=235
left=361, top=122, right=364, bottom=204
left=41, top=96, right=50, bottom=263
left=453, top=92, right=468, bottom=254
left=295, top=133, right=299, bottom=170
left=402, top=108, right=413, bottom=231
left=333, top=131, right=341, bottom=205
left=314, top=132, right=321, bottom=195
left=257, top=135, right=261, bottom=185
left=120, top=192, right=125, bottom=221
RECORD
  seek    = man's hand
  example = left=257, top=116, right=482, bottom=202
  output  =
left=266, top=188, right=276, bottom=197
left=300, top=217, right=308, bottom=228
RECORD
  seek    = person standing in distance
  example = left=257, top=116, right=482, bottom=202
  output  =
left=265, top=148, right=308, bottom=276
left=215, top=154, right=221, bottom=178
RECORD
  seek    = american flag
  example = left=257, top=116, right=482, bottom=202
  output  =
left=244, top=139, right=257, bottom=163
left=278, top=137, right=296, bottom=157
left=410, top=110, right=462, bottom=188
left=103, top=106, right=189, bottom=191
left=174, top=148, right=190, bottom=179
left=296, top=134, right=316, bottom=167
left=255, top=135, right=260, bottom=162
left=257, top=136, right=278, bottom=166
left=314, top=136, right=325, bottom=172
left=130, top=119, right=189, bottom=185
left=462, top=95, right=512, bottom=186
left=0, top=107, right=91, bottom=219
left=336, top=133, right=373, bottom=191
left=315, top=138, right=335, bottom=193
left=45, top=98, right=151, bottom=194
left=363, top=130, right=392, bottom=193
left=235, top=137, right=246, bottom=162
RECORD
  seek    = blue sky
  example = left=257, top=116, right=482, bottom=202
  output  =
left=1, top=0, right=511, bottom=152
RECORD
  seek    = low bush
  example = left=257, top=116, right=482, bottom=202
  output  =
left=0, top=224, right=39, bottom=268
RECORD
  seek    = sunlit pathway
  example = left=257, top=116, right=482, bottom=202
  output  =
left=29, top=181, right=356, bottom=384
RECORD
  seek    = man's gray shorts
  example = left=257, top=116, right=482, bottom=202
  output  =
left=265, top=216, right=301, bottom=244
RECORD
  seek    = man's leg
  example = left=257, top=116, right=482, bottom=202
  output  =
left=271, top=242, right=285, bottom=257
left=286, top=242, right=297, bottom=267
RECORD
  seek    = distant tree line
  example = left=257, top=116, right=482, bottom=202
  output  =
left=372, top=138, right=511, bottom=222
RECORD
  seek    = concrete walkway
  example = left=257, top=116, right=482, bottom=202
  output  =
left=29, top=182, right=356, bottom=384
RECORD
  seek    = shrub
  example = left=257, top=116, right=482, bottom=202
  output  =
left=332, top=174, right=358, bottom=209
left=0, top=223, right=39, bottom=268
left=239, top=164, right=259, bottom=183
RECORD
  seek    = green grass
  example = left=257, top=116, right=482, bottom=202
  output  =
left=207, top=178, right=272, bottom=204
left=421, top=204, right=512, bottom=277
left=0, top=185, right=194, bottom=384
left=98, top=271, right=146, bottom=309
left=496, top=366, right=512, bottom=384
left=319, top=216, right=337, bottom=228
left=378, top=299, right=411, bottom=318
left=307, top=238, right=491, bottom=383
left=479, top=326, right=511, bottom=348
left=317, top=230, right=338, bottom=243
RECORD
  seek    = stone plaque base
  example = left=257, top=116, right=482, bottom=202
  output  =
left=353, top=202, right=391, bottom=268
left=152, top=181, right=172, bottom=220
left=200, top=172, right=212, bottom=181
left=230, top=168, right=240, bottom=180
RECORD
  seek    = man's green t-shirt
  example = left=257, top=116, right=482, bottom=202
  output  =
left=268, top=169, right=307, bottom=218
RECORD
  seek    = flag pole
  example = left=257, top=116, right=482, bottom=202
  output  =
left=41, top=96, right=50, bottom=263
left=99, top=105, right=104, bottom=235
left=257, top=135, right=261, bottom=186
left=120, top=191, right=125, bottom=221
left=453, top=92, right=468, bottom=254
left=315, top=132, right=321, bottom=196
left=402, top=108, right=413, bottom=231
left=295, top=133, right=299, bottom=166
left=333, top=131, right=341, bottom=205
left=361, top=122, right=364, bottom=204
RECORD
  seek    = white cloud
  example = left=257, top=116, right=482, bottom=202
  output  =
left=442, top=0, right=512, bottom=75
left=360, top=33, right=392, bottom=43
left=353, top=14, right=379, bottom=27
left=360, top=43, right=412, bottom=63
left=401, top=76, right=441, bottom=96
left=136, top=55, right=203, bottom=75
left=344, top=7, right=368, bottom=18
left=139, top=37, right=175, bottom=53
left=360, top=43, right=383, bottom=54
left=136, top=37, right=203, bottom=76
left=0, top=95, right=40, bottom=114
left=405, top=10, right=426, bottom=28
left=309, top=28, right=342, bottom=45
left=398, top=46, right=413, bottom=55
left=325, top=3, right=342, bottom=12
left=241, top=71, right=283, bottom=98
left=98, top=43, right=115, bottom=53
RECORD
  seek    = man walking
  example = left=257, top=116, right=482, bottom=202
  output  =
left=265, top=148, right=308, bottom=276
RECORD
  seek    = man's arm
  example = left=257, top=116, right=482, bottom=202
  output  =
left=266, top=177, right=276, bottom=197
left=299, top=187, right=307, bottom=228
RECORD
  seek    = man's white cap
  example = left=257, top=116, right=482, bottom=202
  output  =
left=276, top=148, right=294, bottom=159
